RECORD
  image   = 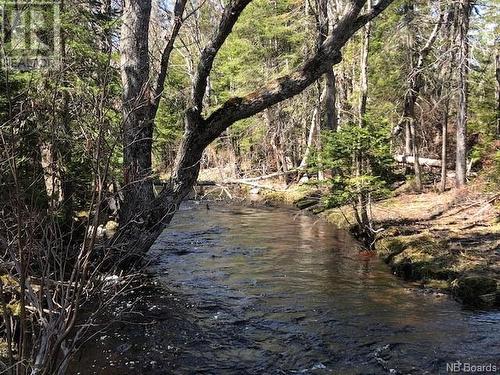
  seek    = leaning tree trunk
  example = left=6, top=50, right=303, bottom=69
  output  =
left=456, top=0, right=471, bottom=188
left=112, top=0, right=395, bottom=261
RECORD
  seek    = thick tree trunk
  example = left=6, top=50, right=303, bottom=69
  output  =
left=317, top=0, right=338, bottom=133
left=404, top=122, right=412, bottom=157
left=119, top=0, right=155, bottom=226
left=402, top=2, right=421, bottom=188
left=112, top=124, right=206, bottom=264
left=338, top=65, right=353, bottom=126
left=456, top=0, right=471, bottom=188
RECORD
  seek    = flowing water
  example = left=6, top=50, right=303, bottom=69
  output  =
left=76, top=203, right=500, bottom=374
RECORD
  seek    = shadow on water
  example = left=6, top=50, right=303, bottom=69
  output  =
left=73, top=202, right=500, bottom=374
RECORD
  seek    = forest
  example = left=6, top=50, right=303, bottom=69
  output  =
left=0, top=0, right=499, bottom=373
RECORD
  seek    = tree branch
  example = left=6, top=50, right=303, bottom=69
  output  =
left=353, top=0, right=394, bottom=30
left=191, top=0, right=253, bottom=114
left=420, top=4, right=445, bottom=60
left=201, top=0, right=396, bottom=144
left=151, top=0, right=188, bottom=114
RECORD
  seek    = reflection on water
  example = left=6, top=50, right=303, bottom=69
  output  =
left=146, top=203, right=500, bottom=374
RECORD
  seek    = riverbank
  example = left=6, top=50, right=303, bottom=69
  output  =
left=211, top=180, right=500, bottom=308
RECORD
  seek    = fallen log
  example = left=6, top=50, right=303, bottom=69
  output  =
left=223, top=179, right=280, bottom=191
left=194, top=169, right=304, bottom=190
left=235, top=168, right=301, bottom=182
left=394, top=154, right=442, bottom=168
left=196, top=180, right=217, bottom=186
left=192, top=178, right=282, bottom=192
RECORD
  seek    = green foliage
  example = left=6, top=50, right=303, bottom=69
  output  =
left=366, top=0, right=405, bottom=122
left=213, top=0, right=311, bottom=98
left=314, top=120, right=394, bottom=208
left=468, top=8, right=498, bottom=169
left=154, top=50, right=188, bottom=170
left=1, top=3, right=122, bottom=214
left=486, top=150, right=500, bottom=191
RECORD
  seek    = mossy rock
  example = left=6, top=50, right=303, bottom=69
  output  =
left=451, top=276, right=498, bottom=306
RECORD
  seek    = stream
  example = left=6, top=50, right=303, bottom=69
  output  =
left=74, top=203, right=500, bottom=374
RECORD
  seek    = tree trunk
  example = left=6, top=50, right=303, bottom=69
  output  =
left=356, top=0, right=372, bottom=233
left=403, top=2, right=421, bottom=188
left=456, top=0, right=471, bottom=188
left=440, top=107, right=448, bottom=192
left=40, top=142, right=64, bottom=207
left=317, top=0, right=338, bottom=132
left=410, top=118, right=423, bottom=191
left=338, top=65, right=353, bottom=126
left=325, top=69, right=338, bottom=131
left=119, top=0, right=155, bottom=226
left=299, top=107, right=319, bottom=169
left=495, top=49, right=499, bottom=137
left=358, top=2, right=371, bottom=129
left=438, top=5, right=458, bottom=192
